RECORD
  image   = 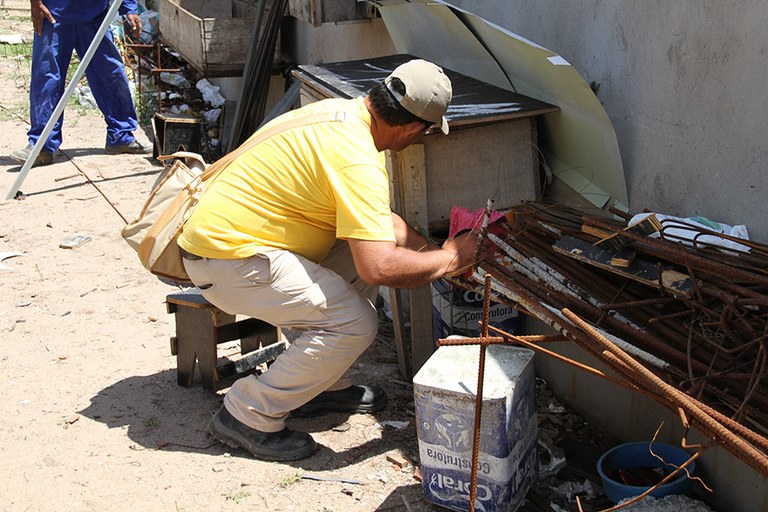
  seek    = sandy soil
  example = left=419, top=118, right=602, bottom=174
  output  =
left=0, top=10, right=431, bottom=512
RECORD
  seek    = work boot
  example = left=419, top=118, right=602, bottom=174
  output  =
left=9, top=144, right=54, bottom=167
left=104, top=139, right=151, bottom=155
left=209, top=405, right=317, bottom=461
left=292, top=384, right=388, bottom=417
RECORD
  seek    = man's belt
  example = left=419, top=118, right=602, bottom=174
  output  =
left=179, top=247, right=203, bottom=260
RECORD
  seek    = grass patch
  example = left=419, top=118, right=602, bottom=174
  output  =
left=278, top=472, right=303, bottom=488
left=224, top=487, right=251, bottom=503
left=0, top=41, right=33, bottom=59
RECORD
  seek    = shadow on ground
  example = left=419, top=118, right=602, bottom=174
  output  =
left=78, top=362, right=418, bottom=472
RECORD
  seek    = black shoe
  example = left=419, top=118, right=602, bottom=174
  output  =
left=209, top=405, right=317, bottom=461
left=105, top=139, right=151, bottom=155
left=292, top=385, right=388, bottom=417
left=10, top=144, right=54, bottom=166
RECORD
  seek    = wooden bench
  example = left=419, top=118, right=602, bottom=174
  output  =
left=166, top=289, right=285, bottom=390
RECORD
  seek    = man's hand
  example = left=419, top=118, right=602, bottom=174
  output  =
left=440, top=228, right=481, bottom=276
left=125, top=13, right=142, bottom=40
left=31, top=0, right=55, bottom=36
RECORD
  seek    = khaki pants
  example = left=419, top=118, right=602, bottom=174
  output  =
left=182, top=241, right=379, bottom=432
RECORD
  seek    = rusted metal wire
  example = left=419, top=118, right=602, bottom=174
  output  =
left=450, top=201, right=768, bottom=466
left=563, top=308, right=768, bottom=476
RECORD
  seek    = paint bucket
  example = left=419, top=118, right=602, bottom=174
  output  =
left=431, top=278, right=519, bottom=342
left=597, top=442, right=696, bottom=503
left=413, top=344, right=537, bottom=512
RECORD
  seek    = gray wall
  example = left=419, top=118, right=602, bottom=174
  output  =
left=446, top=0, right=768, bottom=241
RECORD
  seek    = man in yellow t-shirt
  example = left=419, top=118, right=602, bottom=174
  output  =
left=178, top=59, right=478, bottom=461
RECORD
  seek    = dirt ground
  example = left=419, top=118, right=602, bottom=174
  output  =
left=0, top=10, right=438, bottom=512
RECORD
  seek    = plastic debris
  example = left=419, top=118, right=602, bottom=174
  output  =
left=160, top=72, right=191, bottom=89
left=203, top=108, right=221, bottom=124
left=0, top=252, right=24, bottom=271
left=630, top=212, right=751, bottom=253
left=196, top=78, right=226, bottom=107
left=74, top=85, right=98, bottom=109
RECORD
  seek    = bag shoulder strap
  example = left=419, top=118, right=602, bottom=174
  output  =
left=198, top=110, right=368, bottom=183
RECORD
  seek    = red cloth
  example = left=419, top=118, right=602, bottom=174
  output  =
left=448, top=206, right=505, bottom=238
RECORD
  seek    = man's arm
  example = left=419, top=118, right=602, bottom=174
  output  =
left=390, top=212, right=440, bottom=252
left=346, top=228, right=479, bottom=289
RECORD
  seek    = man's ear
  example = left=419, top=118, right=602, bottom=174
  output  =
left=403, top=121, right=428, bottom=137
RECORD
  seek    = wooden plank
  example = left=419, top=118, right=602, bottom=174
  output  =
left=409, top=285, right=436, bottom=374
left=553, top=235, right=694, bottom=297
left=423, top=118, right=539, bottom=227
left=160, top=0, right=258, bottom=76
left=287, top=0, right=320, bottom=26
left=610, top=247, right=636, bottom=268
left=387, top=143, right=435, bottom=377
left=388, top=287, right=411, bottom=380
left=394, top=144, right=428, bottom=229
left=160, top=0, right=205, bottom=71
left=582, top=224, right=613, bottom=239
left=594, top=213, right=662, bottom=252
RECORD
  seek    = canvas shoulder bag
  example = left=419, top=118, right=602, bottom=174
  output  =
left=121, top=110, right=365, bottom=283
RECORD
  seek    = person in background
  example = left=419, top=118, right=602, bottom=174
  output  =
left=177, top=59, right=479, bottom=461
left=10, top=0, right=149, bottom=167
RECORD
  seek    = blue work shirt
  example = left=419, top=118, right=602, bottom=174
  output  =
left=43, top=0, right=138, bottom=24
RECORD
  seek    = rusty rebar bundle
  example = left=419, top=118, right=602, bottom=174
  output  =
left=449, top=201, right=768, bottom=475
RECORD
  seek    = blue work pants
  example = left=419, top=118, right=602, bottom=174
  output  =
left=28, top=20, right=138, bottom=152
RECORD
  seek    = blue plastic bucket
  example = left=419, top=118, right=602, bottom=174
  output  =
left=597, top=442, right=696, bottom=503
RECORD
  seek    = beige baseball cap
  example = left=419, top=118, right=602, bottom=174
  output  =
left=384, top=59, right=452, bottom=134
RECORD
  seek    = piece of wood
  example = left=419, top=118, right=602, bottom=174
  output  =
left=610, top=247, right=636, bottom=268
left=388, top=287, right=411, bottom=380
left=159, top=0, right=261, bottom=76
left=389, top=144, right=428, bottom=229
left=594, top=214, right=663, bottom=252
left=410, top=285, right=436, bottom=374
left=553, top=235, right=693, bottom=297
left=166, top=289, right=283, bottom=389
left=581, top=224, right=613, bottom=239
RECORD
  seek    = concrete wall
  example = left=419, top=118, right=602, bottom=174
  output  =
left=445, top=0, right=768, bottom=241
left=281, top=16, right=396, bottom=65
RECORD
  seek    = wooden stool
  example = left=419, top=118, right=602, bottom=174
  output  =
left=166, top=289, right=285, bottom=390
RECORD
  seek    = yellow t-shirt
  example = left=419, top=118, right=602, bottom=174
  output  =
left=177, top=97, right=395, bottom=263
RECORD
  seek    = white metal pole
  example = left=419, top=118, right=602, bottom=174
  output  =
left=5, top=0, right=124, bottom=200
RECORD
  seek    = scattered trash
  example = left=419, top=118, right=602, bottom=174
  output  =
left=74, top=85, right=98, bottom=109
left=79, top=287, right=97, bottom=297
left=0, top=252, right=24, bottom=270
left=550, top=479, right=596, bottom=501
left=301, top=473, right=364, bottom=485
left=160, top=72, right=191, bottom=89
left=202, top=108, right=221, bottom=124
left=630, top=211, right=751, bottom=252
left=196, top=78, right=226, bottom=107
left=375, top=420, right=409, bottom=430
left=385, top=452, right=410, bottom=469
left=59, top=235, right=91, bottom=249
